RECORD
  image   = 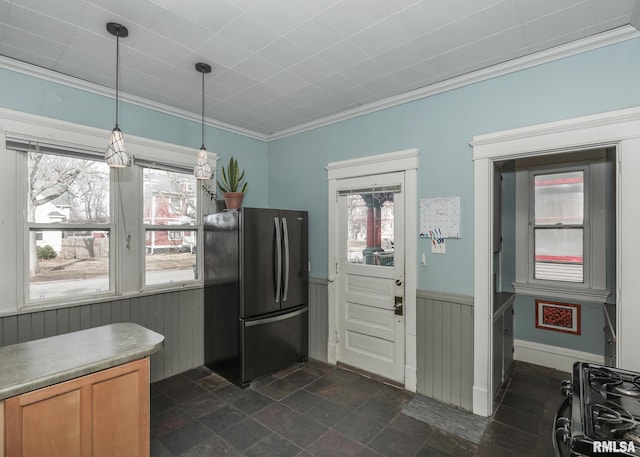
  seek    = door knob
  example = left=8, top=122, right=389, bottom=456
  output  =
left=395, top=279, right=402, bottom=286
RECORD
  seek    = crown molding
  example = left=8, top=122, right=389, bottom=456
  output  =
left=0, top=55, right=268, bottom=142
left=267, top=25, right=640, bottom=141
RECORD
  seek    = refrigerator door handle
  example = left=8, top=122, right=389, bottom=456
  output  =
left=282, top=217, right=290, bottom=302
left=274, top=217, right=282, bottom=302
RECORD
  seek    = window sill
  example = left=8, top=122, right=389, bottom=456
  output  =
left=512, top=281, right=610, bottom=303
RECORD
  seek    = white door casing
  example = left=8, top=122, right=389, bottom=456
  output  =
left=327, top=149, right=419, bottom=391
left=472, top=106, right=640, bottom=417
left=335, top=173, right=405, bottom=382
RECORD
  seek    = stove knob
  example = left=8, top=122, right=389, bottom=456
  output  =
left=560, top=380, right=572, bottom=397
left=556, top=417, right=571, bottom=444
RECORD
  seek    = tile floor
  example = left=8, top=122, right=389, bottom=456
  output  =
left=150, top=359, right=569, bottom=456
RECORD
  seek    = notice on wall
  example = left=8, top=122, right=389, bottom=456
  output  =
left=419, top=196, right=460, bottom=239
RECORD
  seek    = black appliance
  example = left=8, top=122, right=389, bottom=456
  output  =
left=554, top=362, right=640, bottom=456
left=203, top=208, right=308, bottom=387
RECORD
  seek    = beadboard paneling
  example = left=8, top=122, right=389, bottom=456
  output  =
left=0, top=288, right=204, bottom=382
left=308, top=278, right=328, bottom=362
left=417, top=291, right=474, bottom=411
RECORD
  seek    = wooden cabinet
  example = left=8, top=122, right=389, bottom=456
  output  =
left=4, top=358, right=149, bottom=457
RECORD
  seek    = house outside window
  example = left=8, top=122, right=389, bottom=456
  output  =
left=513, top=149, right=610, bottom=302
left=142, top=167, right=199, bottom=287
left=26, top=151, right=111, bottom=302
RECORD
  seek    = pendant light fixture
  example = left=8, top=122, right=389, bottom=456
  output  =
left=194, top=62, right=212, bottom=180
left=105, top=22, right=129, bottom=168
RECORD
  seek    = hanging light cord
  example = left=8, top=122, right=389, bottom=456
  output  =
left=201, top=69, right=205, bottom=149
left=115, top=33, right=120, bottom=128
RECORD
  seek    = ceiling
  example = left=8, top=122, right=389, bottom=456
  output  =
left=0, top=0, right=639, bottom=139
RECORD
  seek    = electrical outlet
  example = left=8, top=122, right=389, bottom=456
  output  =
left=431, top=240, right=446, bottom=254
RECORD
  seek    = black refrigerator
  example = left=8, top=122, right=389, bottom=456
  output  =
left=203, top=208, right=308, bottom=387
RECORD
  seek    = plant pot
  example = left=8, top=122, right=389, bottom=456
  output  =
left=223, top=192, right=244, bottom=209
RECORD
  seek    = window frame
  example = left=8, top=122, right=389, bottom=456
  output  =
left=513, top=150, right=610, bottom=302
left=140, top=164, right=203, bottom=292
left=17, top=145, right=116, bottom=306
left=2, top=109, right=216, bottom=312
left=527, top=164, right=589, bottom=284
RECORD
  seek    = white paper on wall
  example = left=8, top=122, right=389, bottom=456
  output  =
left=419, top=196, right=460, bottom=238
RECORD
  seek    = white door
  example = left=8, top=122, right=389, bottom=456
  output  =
left=335, top=172, right=405, bottom=382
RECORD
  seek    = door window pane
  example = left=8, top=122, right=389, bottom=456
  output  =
left=534, top=171, right=583, bottom=225
left=30, top=229, right=110, bottom=300
left=346, top=192, right=394, bottom=266
left=534, top=228, right=583, bottom=282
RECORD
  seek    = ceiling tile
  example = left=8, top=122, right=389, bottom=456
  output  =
left=247, top=0, right=315, bottom=35
left=234, top=54, right=284, bottom=80
left=263, top=70, right=310, bottom=93
left=86, top=0, right=167, bottom=28
left=315, top=38, right=369, bottom=70
left=390, top=0, right=456, bottom=38
left=171, top=0, right=243, bottom=32
left=8, top=0, right=88, bottom=24
left=456, top=1, right=522, bottom=43
left=313, top=71, right=358, bottom=93
left=133, top=29, right=191, bottom=65
left=284, top=16, right=345, bottom=54
left=1, top=25, right=66, bottom=61
left=6, top=4, right=76, bottom=46
left=514, top=0, right=583, bottom=23
left=445, top=0, right=505, bottom=18
left=257, top=37, right=309, bottom=69
left=198, top=33, right=253, bottom=68
left=287, top=56, right=335, bottom=82
left=212, top=68, right=259, bottom=92
left=350, top=18, right=412, bottom=56
left=217, top=12, right=280, bottom=52
left=148, top=11, right=212, bottom=50
left=243, top=83, right=284, bottom=102
left=340, top=58, right=389, bottom=84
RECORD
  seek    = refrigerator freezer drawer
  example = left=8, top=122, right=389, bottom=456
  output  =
left=241, top=306, right=308, bottom=385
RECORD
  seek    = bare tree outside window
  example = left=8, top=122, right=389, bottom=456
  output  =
left=27, top=152, right=110, bottom=301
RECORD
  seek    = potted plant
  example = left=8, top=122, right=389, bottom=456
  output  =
left=217, top=156, right=248, bottom=209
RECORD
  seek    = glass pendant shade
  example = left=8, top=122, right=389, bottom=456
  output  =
left=106, top=126, right=129, bottom=167
left=194, top=146, right=212, bottom=180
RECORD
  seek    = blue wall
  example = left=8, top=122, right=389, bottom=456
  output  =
left=2, top=36, right=639, bottom=354
left=267, top=37, right=640, bottom=295
left=0, top=68, right=269, bottom=208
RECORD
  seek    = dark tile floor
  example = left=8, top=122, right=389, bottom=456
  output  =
left=150, top=359, right=569, bottom=456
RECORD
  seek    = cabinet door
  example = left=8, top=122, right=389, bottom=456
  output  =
left=4, top=358, right=149, bottom=457
left=1, top=401, right=5, bottom=457
left=5, top=378, right=87, bottom=457
left=91, top=359, right=150, bottom=457
left=503, top=304, right=514, bottom=375
left=492, top=313, right=504, bottom=396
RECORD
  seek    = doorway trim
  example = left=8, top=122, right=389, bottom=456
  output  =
left=471, top=106, right=640, bottom=416
left=327, top=149, right=419, bottom=391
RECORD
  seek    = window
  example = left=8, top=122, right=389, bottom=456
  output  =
left=345, top=192, right=395, bottom=266
left=532, top=170, right=585, bottom=282
left=513, top=150, right=610, bottom=302
left=26, top=151, right=111, bottom=302
left=143, top=167, right=199, bottom=287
